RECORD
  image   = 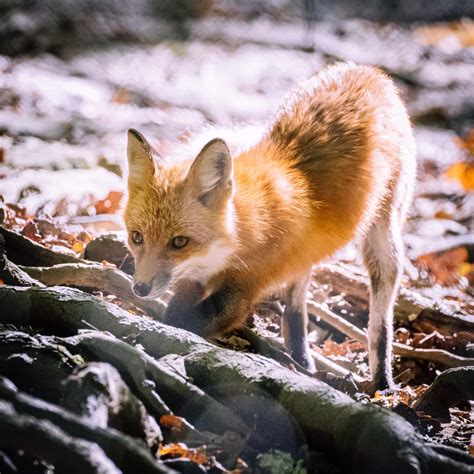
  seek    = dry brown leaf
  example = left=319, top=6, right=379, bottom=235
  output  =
left=21, top=220, right=42, bottom=242
left=111, top=88, right=131, bottom=104
left=416, top=246, right=469, bottom=286
left=94, top=190, right=123, bottom=215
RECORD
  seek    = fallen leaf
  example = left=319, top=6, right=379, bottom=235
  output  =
left=160, top=415, right=184, bottom=431
left=159, top=443, right=208, bottom=465
left=444, top=162, right=474, bottom=191
left=72, top=241, right=84, bottom=254
left=21, top=220, right=42, bottom=242
left=416, top=246, right=469, bottom=286
left=94, top=191, right=123, bottom=215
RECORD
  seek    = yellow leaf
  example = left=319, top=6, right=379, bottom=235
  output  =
left=458, top=262, right=473, bottom=277
left=72, top=241, right=84, bottom=254
left=444, top=162, right=474, bottom=191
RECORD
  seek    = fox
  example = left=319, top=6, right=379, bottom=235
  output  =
left=124, top=62, right=416, bottom=390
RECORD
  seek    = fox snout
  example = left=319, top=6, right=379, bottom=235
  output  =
left=133, top=282, right=151, bottom=297
left=132, top=272, right=171, bottom=299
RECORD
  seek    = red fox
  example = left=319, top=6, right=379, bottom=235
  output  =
left=124, top=62, right=416, bottom=389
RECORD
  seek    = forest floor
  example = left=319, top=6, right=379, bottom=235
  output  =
left=0, top=13, right=473, bottom=473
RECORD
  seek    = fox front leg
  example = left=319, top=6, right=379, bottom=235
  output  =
left=282, top=272, right=316, bottom=372
left=164, top=282, right=251, bottom=338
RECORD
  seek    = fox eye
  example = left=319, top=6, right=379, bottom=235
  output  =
left=131, top=231, right=143, bottom=245
left=171, top=236, right=189, bottom=249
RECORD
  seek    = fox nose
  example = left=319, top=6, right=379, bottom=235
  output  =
left=133, top=283, right=151, bottom=297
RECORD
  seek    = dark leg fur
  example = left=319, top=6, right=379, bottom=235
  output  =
left=164, top=281, right=250, bottom=338
left=282, top=273, right=315, bottom=372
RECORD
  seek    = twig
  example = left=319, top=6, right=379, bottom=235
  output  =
left=307, top=300, right=474, bottom=368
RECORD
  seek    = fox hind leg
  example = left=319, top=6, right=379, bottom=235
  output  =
left=282, top=271, right=315, bottom=372
left=363, top=210, right=404, bottom=390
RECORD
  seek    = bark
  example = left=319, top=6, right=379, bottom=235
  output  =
left=0, top=377, right=174, bottom=474
left=1, top=285, right=472, bottom=473
left=61, top=362, right=163, bottom=447
left=62, top=331, right=250, bottom=438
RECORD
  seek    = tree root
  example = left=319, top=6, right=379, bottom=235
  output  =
left=312, top=263, right=474, bottom=328
left=61, top=362, right=163, bottom=447
left=412, top=367, right=474, bottom=421
left=0, top=377, right=173, bottom=474
left=62, top=331, right=250, bottom=438
left=0, top=234, right=43, bottom=286
left=1, top=285, right=473, bottom=473
left=20, top=262, right=165, bottom=318
left=0, top=399, right=121, bottom=474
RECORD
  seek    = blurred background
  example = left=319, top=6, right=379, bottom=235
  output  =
left=0, top=0, right=473, bottom=290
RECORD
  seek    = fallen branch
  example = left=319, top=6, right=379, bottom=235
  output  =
left=1, top=285, right=472, bottom=473
left=0, top=377, right=173, bottom=474
left=308, top=300, right=474, bottom=368
left=413, top=367, right=474, bottom=422
left=20, top=263, right=165, bottom=319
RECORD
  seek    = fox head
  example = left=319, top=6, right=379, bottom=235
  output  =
left=124, top=129, right=237, bottom=299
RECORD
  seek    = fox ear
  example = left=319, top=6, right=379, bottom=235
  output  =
left=187, top=138, right=233, bottom=204
left=127, top=129, right=158, bottom=188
